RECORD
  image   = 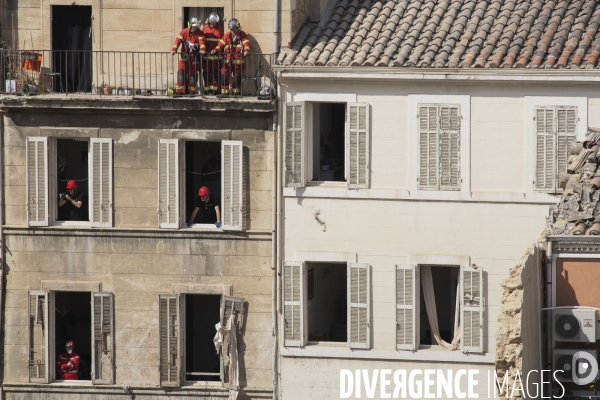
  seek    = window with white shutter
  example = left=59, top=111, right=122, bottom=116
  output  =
left=418, top=104, right=461, bottom=190
left=284, top=102, right=305, bottom=187
left=159, top=294, right=180, bottom=386
left=158, top=139, right=180, bottom=228
left=348, top=263, right=370, bottom=349
left=92, top=292, right=114, bottom=384
left=460, top=265, right=484, bottom=353
left=219, top=296, right=244, bottom=389
left=396, top=265, right=418, bottom=351
left=28, top=290, right=49, bottom=383
left=346, top=103, right=370, bottom=189
left=26, top=137, right=49, bottom=226
left=221, top=141, right=244, bottom=230
left=90, top=139, right=113, bottom=227
left=282, top=261, right=304, bottom=347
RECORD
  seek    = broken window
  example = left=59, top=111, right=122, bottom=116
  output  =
left=184, top=294, right=221, bottom=382
left=183, top=7, right=225, bottom=28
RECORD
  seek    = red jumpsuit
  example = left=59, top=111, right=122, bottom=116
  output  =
left=214, top=30, right=250, bottom=95
left=57, top=351, right=80, bottom=380
left=172, top=28, right=206, bottom=95
left=202, top=24, right=224, bottom=94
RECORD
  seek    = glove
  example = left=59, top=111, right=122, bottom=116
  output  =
left=210, top=49, right=217, bottom=55
left=186, top=221, right=192, bottom=227
left=215, top=221, right=222, bottom=228
left=171, top=50, right=176, bottom=56
left=243, top=51, right=250, bottom=57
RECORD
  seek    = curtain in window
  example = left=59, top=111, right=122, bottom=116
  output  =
left=421, top=266, right=460, bottom=350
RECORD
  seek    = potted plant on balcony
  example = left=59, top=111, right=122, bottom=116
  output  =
left=103, top=83, right=112, bottom=95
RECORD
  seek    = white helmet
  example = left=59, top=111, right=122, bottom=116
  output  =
left=208, top=13, right=219, bottom=25
left=190, top=17, right=201, bottom=28
left=229, top=19, right=240, bottom=31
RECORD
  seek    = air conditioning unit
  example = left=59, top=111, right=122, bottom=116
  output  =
left=553, top=349, right=599, bottom=383
left=553, top=308, right=597, bottom=343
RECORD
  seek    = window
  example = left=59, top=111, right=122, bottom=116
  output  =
left=396, top=265, right=484, bottom=353
left=158, top=139, right=244, bottom=230
left=284, top=102, right=370, bottom=189
left=26, top=136, right=113, bottom=227
left=27, top=291, right=114, bottom=384
left=183, top=7, right=225, bottom=28
left=282, top=261, right=370, bottom=348
left=158, top=294, right=244, bottom=387
left=535, top=106, right=577, bottom=193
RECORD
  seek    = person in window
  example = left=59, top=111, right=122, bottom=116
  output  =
left=57, top=340, right=80, bottom=380
left=58, top=180, right=83, bottom=220
left=187, top=186, right=221, bottom=227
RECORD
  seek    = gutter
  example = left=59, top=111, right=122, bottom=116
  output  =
left=275, top=71, right=283, bottom=400
left=0, top=110, right=4, bottom=400
left=273, top=0, right=280, bottom=53
left=271, top=100, right=279, bottom=400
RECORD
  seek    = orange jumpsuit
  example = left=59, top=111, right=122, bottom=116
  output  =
left=172, top=27, right=206, bottom=95
left=214, top=30, right=250, bottom=95
left=57, top=351, right=80, bottom=380
left=202, top=24, right=224, bottom=94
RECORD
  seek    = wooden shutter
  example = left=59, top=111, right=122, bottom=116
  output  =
left=220, top=296, right=244, bottom=390
left=348, top=263, right=370, bottom=349
left=158, top=139, right=180, bottom=228
left=159, top=294, right=180, bottom=386
left=26, top=137, right=49, bottom=226
left=396, top=265, right=418, bottom=351
left=92, top=292, right=114, bottom=384
left=460, top=265, right=484, bottom=353
left=347, top=103, right=370, bottom=189
left=535, top=107, right=557, bottom=192
left=418, top=106, right=439, bottom=189
left=284, top=102, right=305, bottom=188
left=439, top=105, right=460, bottom=190
left=90, top=139, right=113, bottom=227
left=28, top=290, right=49, bottom=383
left=282, top=261, right=304, bottom=347
left=221, top=140, right=244, bottom=230
left=557, top=107, right=577, bottom=183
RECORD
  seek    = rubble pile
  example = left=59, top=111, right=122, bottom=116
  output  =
left=549, top=128, right=600, bottom=235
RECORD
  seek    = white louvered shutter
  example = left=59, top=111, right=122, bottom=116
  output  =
left=557, top=107, right=577, bottom=185
left=221, top=140, right=244, bottom=230
left=92, top=292, right=114, bottom=384
left=348, top=263, right=370, bottom=349
left=28, top=290, right=49, bottom=383
left=439, top=105, right=460, bottom=190
left=158, top=139, right=180, bottom=228
left=283, top=261, right=304, bottom=347
left=284, top=102, right=305, bottom=188
left=535, top=107, right=557, bottom=192
left=396, top=265, right=418, bottom=350
left=159, top=294, right=180, bottom=386
left=26, top=137, right=49, bottom=226
left=418, top=106, right=439, bottom=189
left=347, top=103, right=370, bottom=189
left=90, top=139, right=113, bottom=227
left=460, top=265, right=484, bottom=353
left=220, top=296, right=244, bottom=389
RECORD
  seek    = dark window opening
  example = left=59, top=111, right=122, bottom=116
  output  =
left=185, top=294, right=221, bottom=381
left=55, top=291, right=92, bottom=381
left=312, top=103, right=346, bottom=182
left=51, top=5, right=92, bottom=93
left=185, top=141, right=221, bottom=224
left=56, top=139, right=89, bottom=222
left=307, top=262, right=347, bottom=342
left=419, top=266, right=460, bottom=345
left=183, top=7, right=225, bottom=28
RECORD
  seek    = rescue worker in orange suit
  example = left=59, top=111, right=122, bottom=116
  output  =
left=202, top=13, right=224, bottom=95
left=211, top=18, right=250, bottom=96
left=171, top=17, right=206, bottom=95
left=57, top=340, right=80, bottom=380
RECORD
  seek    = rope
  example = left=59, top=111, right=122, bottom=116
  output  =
left=184, top=169, right=221, bottom=176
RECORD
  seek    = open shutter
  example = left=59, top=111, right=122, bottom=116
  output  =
left=348, top=263, right=370, bottom=349
left=347, top=103, right=370, bottom=189
left=460, top=265, right=484, bottom=353
left=220, top=296, right=244, bottom=390
left=283, top=261, right=304, bottom=347
left=28, top=290, right=49, bottom=383
left=90, top=139, right=113, bottom=227
left=221, top=140, right=244, bottom=230
left=158, top=139, right=180, bottom=228
left=396, top=265, right=418, bottom=351
left=535, top=107, right=557, bottom=192
left=26, top=137, right=49, bottom=226
left=284, top=102, right=305, bottom=188
left=418, top=106, right=439, bottom=189
left=439, top=105, right=460, bottom=190
left=159, top=294, right=180, bottom=387
left=91, top=293, right=114, bottom=384
left=557, top=107, right=577, bottom=183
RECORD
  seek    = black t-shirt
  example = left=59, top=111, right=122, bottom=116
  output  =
left=194, top=194, right=220, bottom=223
left=61, top=191, right=84, bottom=221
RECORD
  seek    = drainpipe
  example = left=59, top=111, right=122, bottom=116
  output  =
left=271, top=102, right=279, bottom=400
left=275, top=71, right=283, bottom=400
left=273, top=0, right=280, bottom=53
left=0, top=111, right=5, bottom=400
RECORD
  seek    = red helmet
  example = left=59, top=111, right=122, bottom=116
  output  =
left=66, top=180, right=77, bottom=189
left=198, top=186, right=210, bottom=196
left=65, top=340, right=74, bottom=348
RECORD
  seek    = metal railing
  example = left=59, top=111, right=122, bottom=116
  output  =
left=0, top=49, right=276, bottom=100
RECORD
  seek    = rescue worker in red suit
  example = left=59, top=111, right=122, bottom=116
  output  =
left=202, top=13, right=224, bottom=95
left=211, top=19, right=250, bottom=96
left=171, top=17, right=206, bottom=95
left=57, top=340, right=80, bottom=380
